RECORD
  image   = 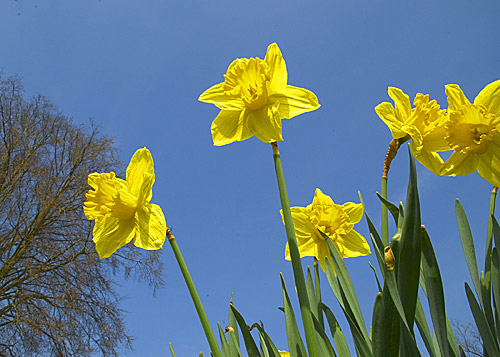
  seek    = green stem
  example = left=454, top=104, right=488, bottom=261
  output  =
left=314, top=257, right=324, bottom=329
left=272, top=142, right=319, bottom=357
left=482, top=186, right=498, bottom=334
left=381, top=138, right=402, bottom=247
left=167, top=228, right=221, bottom=357
left=381, top=177, right=389, bottom=247
left=485, top=186, right=498, bottom=276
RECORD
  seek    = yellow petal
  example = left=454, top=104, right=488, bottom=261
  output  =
left=245, top=102, right=283, bottom=143
left=388, top=87, right=411, bottom=121
left=198, top=82, right=244, bottom=110
left=336, top=230, right=371, bottom=258
left=410, top=142, right=444, bottom=176
left=211, top=110, right=252, bottom=146
left=272, top=85, right=320, bottom=119
left=126, top=148, right=155, bottom=201
left=134, top=204, right=167, bottom=250
left=374, top=102, right=407, bottom=139
left=288, top=207, right=317, bottom=240
left=421, top=125, right=451, bottom=152
left=312, top=188, right=334, bottom=207
left=264, top=43, right=288, bottom=94
left=92, top=217, right=135, bottom=259
left=88, top=172, right=101, bottom=189
left=441, top=151, right=478, bottom=176
left=445, top=84, right=471, bottom=111
left=279, top=351, right=290, bottom=357
left=474, top=79, right=500, bottom=117
left=341, top=202, right=363, bottom=224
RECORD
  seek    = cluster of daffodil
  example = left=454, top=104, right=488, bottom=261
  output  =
left=376, top=80, right=500, bottom=186
left=83, top=43, right=500, bottom=356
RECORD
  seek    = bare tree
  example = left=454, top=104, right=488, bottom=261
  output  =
left=0, top=74, right=164, bottom=356
left=453, top=320, right=483, bottom=356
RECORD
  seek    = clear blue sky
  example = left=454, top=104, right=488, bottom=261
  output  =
left=1, top=0, right=499, bottom=355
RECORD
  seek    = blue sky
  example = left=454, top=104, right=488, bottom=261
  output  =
left=1, top=0, right=500, bottom=355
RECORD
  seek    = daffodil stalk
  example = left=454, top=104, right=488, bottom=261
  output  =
left=271, top=141, right=318, bottom=357
left=166, top=227, right=221, bottom=357
left=486, top=186, right=498, bottom=273
left=381, top=138, right=401, bottom=246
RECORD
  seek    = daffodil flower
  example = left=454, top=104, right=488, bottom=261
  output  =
left=282, top=188, right=370, bottom=271
left=441, top=79, right=500, bottom=187
left=84, top=148, right=167, bottom=258
left=199, top=43, right=320, bottom=146
left=375, top=87, right=449, bottom=175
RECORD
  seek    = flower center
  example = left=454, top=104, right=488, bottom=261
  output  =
left=223, top=57, right=270, bottom=111
left=445, top=104, right=499, bottom=155
left=84, top=172, right=138, bottom=220
left=309, top=203, right=349, bottom=241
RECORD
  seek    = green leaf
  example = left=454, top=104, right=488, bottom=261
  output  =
left=314, top=260, right=324, bottom=329
left=228, top=296, right=241, bottom=356
left=359, top=192, right=386, bottom=274
left=306, top=267, right=320, bottom=323
left=217, top=323, right=230, bottom=357
left=256, top=324, right=280, bottom=357
left=458, top=345, right=466, bottom=357
left=280, top=274, right=307, bottom=357
left=369, top=262, right=383, bottom=293
left=337, top=283, right=373, bottom=356
left=492, top=248, right=500, bottom=342
left=420, top=230, right=450, bottom=356
left=323, top=233, right=370, bottom=344
left=382, top=269, right=420, bottom=356
left=397, top=149, right=421, bottom=332
left=371, top=292, right=385, bottom=357
left=464, top=282, right=500, bottom=356
left=376, top=192, right=400, bottom=226
left=321, top=302, right=350, bottom=357
left=445, top=317, right=460, bottom=357
left=229, top=304, right=260, bottom=357
left=456, top=200, right=482, bottom=302
left=169, top=342, right=176, bottom=357
left=492, top=216, right=500, bottom=253
left=312, top=313, right=337, bottom=357
left=414, top=297, right=436, bottom=357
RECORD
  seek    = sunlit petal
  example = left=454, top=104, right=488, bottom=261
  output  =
left=126, top=148, right=155, bottom=200
left=92, top=217, right=135, bottom=259
left=475, top=79, right=500, bottom=117
left=245, top=102, right=283, bottom=143
left=198, top=82, right=244, bottom=110
left=272, top=86, right=320, bottom=119
left=336, top=230, right=371, bottom=258
left=375, top=102, right=407, bottom=139
left=134, top=204, right=167, bottom=250
left=441, top=151, right=478, bottom=176
left=264, top=43, right=288, bottom=94
left=341, top=202, right=363, bottom=224
left=388, top=87, right=411, bottom=121
left=211, top=110, right=252, bottom=146
left=445, top=84, right=471, bottom=110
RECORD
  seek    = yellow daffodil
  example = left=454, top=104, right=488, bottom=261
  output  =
left=278, top=351, right=290, bottom=357
left=84, top=147, right=167, bottom=258
left=282, top=188, right=370, bottom=271
left=375, top=87, right=449, bottom=175
left=199, top=43, right=320, bottom=146
left=441, top=79, right=500, bottom=187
